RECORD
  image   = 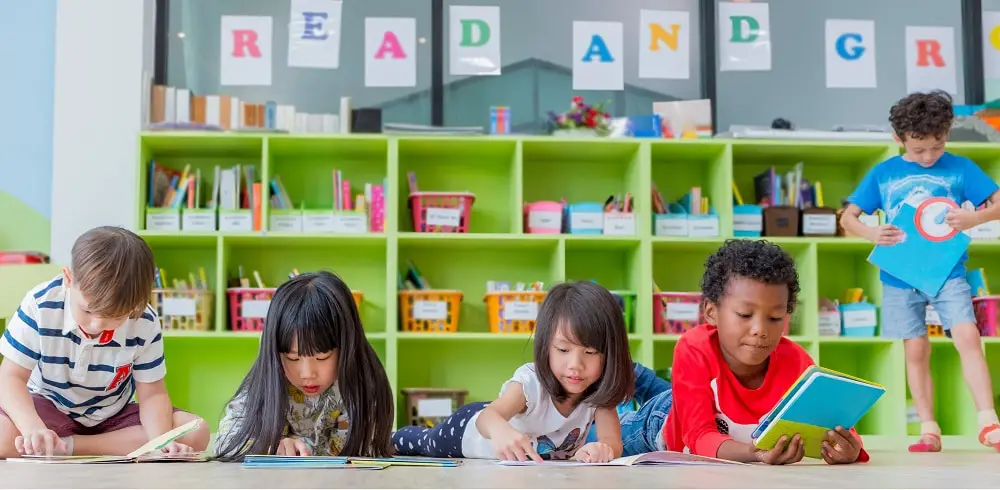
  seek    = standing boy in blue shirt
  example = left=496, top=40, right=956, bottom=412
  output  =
left=841, top=90, right=1000, bottom=453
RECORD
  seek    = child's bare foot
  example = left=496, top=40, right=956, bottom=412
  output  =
left=908, top=433, right=941, bottom=453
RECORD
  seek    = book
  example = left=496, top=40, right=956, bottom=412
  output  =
left=868, top=199, right=970, bottom=296
left=496, top=450, right=745, bottom=467
left=752, top=366, right=885, bottom=460
left=241, top=455, right=459, bottom=469
left=6, top=419, right=205, bottom=464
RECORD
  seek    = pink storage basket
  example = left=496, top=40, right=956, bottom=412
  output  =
left=409, top=192, right=475, bottom=233
left=523, top=201, right=564, bottom=234
left=226, top=287, right=277, bottom=331
left=653, top=292, right=704, bottom=334
left=972, top=296, right=1000, bottom=337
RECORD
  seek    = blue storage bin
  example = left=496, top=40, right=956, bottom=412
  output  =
left=565, top=202, right=604, bottom=234
left=733, top=204, right=763, bottom=237
left=839, top=302, right=878, bottom=337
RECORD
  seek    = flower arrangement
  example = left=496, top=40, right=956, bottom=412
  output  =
left=547, top=96, right=613, bottom=136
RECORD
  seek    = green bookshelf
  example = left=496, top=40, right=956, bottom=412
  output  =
left=136, top=133, right=1000, bottom=452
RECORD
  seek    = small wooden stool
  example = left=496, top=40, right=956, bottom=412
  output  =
left=402, top=388, right=469, bottom=428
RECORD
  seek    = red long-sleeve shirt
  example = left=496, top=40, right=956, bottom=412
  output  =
left=662, top=324, right=869, bottom=463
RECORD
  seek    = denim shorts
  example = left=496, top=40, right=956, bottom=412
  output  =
left=881, top=276, right=976, bottom=340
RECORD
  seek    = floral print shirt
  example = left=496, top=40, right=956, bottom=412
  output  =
left=215, top=383, right=350, bottom=456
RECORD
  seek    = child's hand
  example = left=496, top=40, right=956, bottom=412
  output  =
left=276, top=437, right=312, bottom=456
left=754, top=434, right=804, bottom=465
left=159, top=442, right=195, bottom=455
left=15, top=427, right=67, bottom=456
left=491, top=425, right=542, bottom=462
left=868, top=224, right=903, bottom=246
left=571, top=442, right=615, bottom=463
left=945, top=208, right=981, bottom=231
left=821, top=427, right=861, bottom=465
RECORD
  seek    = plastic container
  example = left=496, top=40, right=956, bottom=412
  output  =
left=149, top=289, right=213, bottom=331
left=523, top=201, right=564, bottom=234
left=484, top=291, right=546, bottom=333
left=653, top=292, right=703, bottom=334
left=409, top=192, right=475, bottom=233
left=565, top=202, right=604, bottom=234
left=610, top=290, right=636, bottom=333
left=399, top=289, right=463, bottom=333
left=226, top=287, right=277, bottom=331
left=972, top=296, right=1000, bottom=337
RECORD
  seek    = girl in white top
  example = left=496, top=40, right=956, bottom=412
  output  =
left=393, top=281, right=635, bottom=463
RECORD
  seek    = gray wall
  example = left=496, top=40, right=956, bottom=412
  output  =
left=715, top=0, right=965, bottom=131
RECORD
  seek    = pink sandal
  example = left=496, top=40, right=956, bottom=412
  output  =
left=908, top=433, right=942, bottom=453
left=978, top=424, right=1000, bottom=452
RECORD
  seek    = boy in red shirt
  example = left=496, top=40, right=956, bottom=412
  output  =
left=619, top=239, right=869, bottom=464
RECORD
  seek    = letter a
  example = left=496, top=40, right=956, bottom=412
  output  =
left=232, top=29, right=261, bottom=58
left=916, top=40, right=944, bottom=67
left=649, top=23, right=680, bottom=51
left=375, top=31, right=406, bottom=59
left=582, top=35, right=614, bottom=62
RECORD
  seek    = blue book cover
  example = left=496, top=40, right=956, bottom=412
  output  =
left=868, top=200, right=970, bottom=297
left=753, top=367, right=885, bottom=459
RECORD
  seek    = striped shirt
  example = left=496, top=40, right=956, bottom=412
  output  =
left=0, top=275, right=166, bottom=427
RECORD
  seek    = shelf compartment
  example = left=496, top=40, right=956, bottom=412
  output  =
left=564, top=237, right=642, bottom=333
left=819, top=341, right=905, bottom=436
left=144, top=235, right=222, bottom=330
left=650, top=140, right=731, bottom=235
left=522, top=139, right=644, bottom=234
left=220, top=235, right=388, bottom=333
left=944, top=142, right=1000, bottom=182
left=816, top=240, right=882, bottom=337
left=398, top=235, right=559, bottom=334
left=396, top=138, right=518, bottom=234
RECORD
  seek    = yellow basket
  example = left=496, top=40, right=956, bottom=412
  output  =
left=484, top=291, right=546, bottom=334
left=150, top=289, right=213, bottom=331
left=399, top=290, right=462, bottom=333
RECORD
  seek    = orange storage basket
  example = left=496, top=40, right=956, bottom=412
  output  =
left=149, top=289, right=213, bottom=331
left=484, top=291, right=546, bottom=334
left=399, top=290, right=463, bottom=333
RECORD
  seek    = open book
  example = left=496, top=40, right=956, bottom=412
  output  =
left=752, top=366, right=885, bottom=459
left=496, top=451, right=746, bottom=467
left=242, top=455, right=460, bottom=469
left=6, top=419, right=206, bottom=464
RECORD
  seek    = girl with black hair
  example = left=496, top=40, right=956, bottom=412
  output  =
left=213, top=271, right=394, bottom=461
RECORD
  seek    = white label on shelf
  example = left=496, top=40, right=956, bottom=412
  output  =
left=332, top=214, right=369, bottom=234
left=528, top=210, right=561, bottom=230
left=802, top=214, right=837, bottom=235
left=503, top=301, right=538, bottom=321
left=426, top=208, right=461, bottom=227
left=219, top=212, right=253, bottom=232
left=413, top=300, right=448, bottom=320
left=146, top=211, right=180, bottom=232
left=161, top=297, right=196, bottom=317
left=655, top=216, right=688, bottom=236
left=842, top=308, right=876, bottom=329
left=925, top=306, right=942, bottom=326
left=570, top=211, right=603, bottom=230
left=603, top=213, right=635, bottom=236
left=270, top=214, right=302, bottom=232
left=859, top=214, right=880, bottom=227
left=818, top=311, right=841, bottom=336
left=182, top=211, right=216, bottom=232
left=733, top=213, right=763, bottom=232
left=688, top=216, right=720, bottom=237
left=242, top=300, right=271, bottom=319
left=666, top=302, right=699, bottom=321
left=417, top=398, right=454, bottom=418
left=971, top=220, right=1000, bottom=240
left=303, top=213, right=337, bottom=233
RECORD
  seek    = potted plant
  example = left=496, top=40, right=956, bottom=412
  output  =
left=547, top=96, right=612, bottom=137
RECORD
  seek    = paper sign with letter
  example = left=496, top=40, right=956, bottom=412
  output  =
left=905, top=26, right=958, bottom=96
left=825, top=19, right=877, bottom=88
left=639, top=10, right=690, bottom=80
left=753, top=366, right=884, bottom=460
left=288, top=0, right=343, bottom=69
left=365, top=17, right=417, bottom=87
left=573, top=21, right=624, bottom=91
left=449, top=5, right=501, bottom=76
left=868, top=198, right=970, bottom=297
left=983, top=11, right=1000, bottom=79
left=220, top=16, right=273, bottom=86
left=718, top=2, right=771, bottom=71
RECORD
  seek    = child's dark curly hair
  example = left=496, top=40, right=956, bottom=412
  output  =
left=700, top=239, right=800, bottom=313
left=889, top=90, right=954, bottom=141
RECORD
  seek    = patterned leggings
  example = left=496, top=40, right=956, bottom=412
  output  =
left=392, top=401, right=490, bottom=458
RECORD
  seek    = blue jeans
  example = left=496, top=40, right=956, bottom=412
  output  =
left=882, top=276, right=976, bottom=339
left=586, top=362, right=672, bottom=456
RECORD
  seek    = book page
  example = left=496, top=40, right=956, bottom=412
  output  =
left=126, top=418, right=202, bottom=458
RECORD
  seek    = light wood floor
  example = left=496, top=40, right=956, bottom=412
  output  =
left=1, top=451, right=998, bottom=488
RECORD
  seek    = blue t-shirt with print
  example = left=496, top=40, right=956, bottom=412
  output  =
left=847, top=151, right=999, bottom=290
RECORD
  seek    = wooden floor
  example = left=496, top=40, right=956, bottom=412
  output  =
left=1, top=452, right=998, bottom=488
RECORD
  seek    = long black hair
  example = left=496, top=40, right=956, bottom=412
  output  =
left=214, top=271, right=394, bottom=461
